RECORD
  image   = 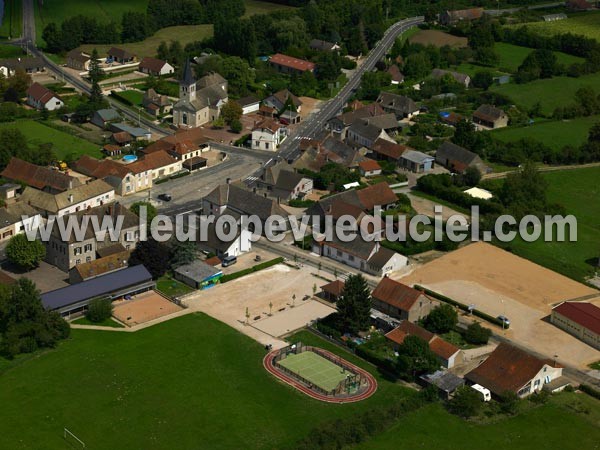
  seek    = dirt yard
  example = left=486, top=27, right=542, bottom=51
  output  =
left=182, top=264, right=335, bottom=349
left=398, top=242, right=600, bottom=368
left=112, top=290, right=184, bottom=326
left=409, top=30, right=468, bottom=48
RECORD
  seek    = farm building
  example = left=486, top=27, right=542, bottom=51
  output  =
left=269, top=53, right=316, bottom=74
left=551, top=301, right=600, bottom=350
left=399, top=150, right=434, bottom=173
left=472, top=104, right=509, bottom=129
left=436, top=141, right=490, bottom=174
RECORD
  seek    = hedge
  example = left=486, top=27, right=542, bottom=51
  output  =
left=579, top=384, right=600, bottom=401
left=220, top=257, right=284, bottom=283
left=109, top=91, right=133, bottom=106
left=414, top=285, right=509, bottom=329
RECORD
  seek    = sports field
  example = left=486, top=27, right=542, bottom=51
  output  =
left=278, top=351, right=348, bottom=392
left=511, top=12, right=600, bottom=42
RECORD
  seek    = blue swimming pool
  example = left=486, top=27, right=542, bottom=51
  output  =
left=123, top=155, right=138, bottom=163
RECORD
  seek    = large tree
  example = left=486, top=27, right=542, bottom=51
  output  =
left=128, top=239, right=171, bottom=279
left=88, top=49, right=106, bottom=110
left=220, top=100, right=243, bottom=125
left=169, top=240, right=196, bottom=269
left=423, top=304, right=458, bottom=334
left=6, top=234, right=46, bottom=271
left=396, top=335, right=440, bottom=380
left=336, top=274, right=371, bottom=333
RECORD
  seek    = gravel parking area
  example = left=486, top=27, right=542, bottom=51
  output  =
left=112, top=290, right=183, bottom=327
left=182, top=264, right=334, bottom=349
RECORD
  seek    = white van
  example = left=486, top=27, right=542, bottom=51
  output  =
left=470, top=384, right=492, bottom=402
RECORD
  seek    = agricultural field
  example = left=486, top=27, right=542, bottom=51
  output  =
left=492, top=115, right=599, bottom=150
left=79, top=24, right=214, bottom=59
left=0, top=313, right=413, bottom=450
left=408, top=29, right=467, bottom=48
left=0, top=0, right=23, bottom=39
left=495, top=166, right=600, bottom=283
left=0, top=313, right=597, bottom=449
left=0, top=119, right=102, bottom=159
left=491, top=72, right=600, bottom=116
left=357, top=400, right=600, bottom=450
left=512, top=11, right=600, bottom=42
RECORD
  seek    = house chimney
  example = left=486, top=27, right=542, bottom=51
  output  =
left=68, top=194, right=74, bottom=203
left=226, top=177, right=231, bottom=185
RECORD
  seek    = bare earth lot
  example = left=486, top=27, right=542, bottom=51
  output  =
left=112, top=290, right=183, bottom=326
left=398, top=242, right=599, bottom=368
left=409, top=30, right=468, bottom=48
left=183, top=264, right=335, bottom=349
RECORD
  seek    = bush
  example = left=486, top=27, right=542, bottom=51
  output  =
left=86, top=298, right=113, bottom=323
left=579, top=384, right=600, bottom=400
left=6, top=234, right=46, bottom=271
left=448, top=386, right=482, bottom=418
left=465, top=322, right=492, bottom=345
left=499, top=391, right=520, bottom=415
left=423, top=304, right=458, bottom=334
left=220, top=257, right=284, bottom=283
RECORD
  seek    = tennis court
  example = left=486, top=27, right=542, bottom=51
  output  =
left=278, top=351, right=349, bottom=392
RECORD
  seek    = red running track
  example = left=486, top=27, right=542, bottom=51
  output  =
left=263, top=348, right=378, bottom=403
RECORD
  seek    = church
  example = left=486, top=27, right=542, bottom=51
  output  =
left=172, top=60, right=228, bottom=128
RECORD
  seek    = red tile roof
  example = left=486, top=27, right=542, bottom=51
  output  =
left=359, top=159, right=381, bottom=172
left=372, top=277, right=425, bottom=312
left=27, top=82, right=60, bottom=104
left=129, top=150, right=178, bottom=172
left=429, top=336, right=460, bottom=359
left=465, top=343, right=559, bottom=395
left=270, top=53, right=316, bottom=72
left=385, top=321, right=434, bottom=345
left=356, top=182, right=398, bottom=210
left=372, top=139, right=409, bottom=160
left=553, top=301, right=600, bottom=335
left=321, top=279, right=345, bottom=297
left=139, top=57, right=168, bottom=73
left=1, top=157, right=77, bottom=192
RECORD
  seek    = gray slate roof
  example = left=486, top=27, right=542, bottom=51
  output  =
left=41, top=265, right=152, bottom=311
left=436, top=141, right=478, bottom=165
left=421, top=370, right=465, bottom=393
left=401, top=149, right=434, bottom=164
left=376, top=92, right=418, bottom=116
left=174, top=260, right=222, bottom=282
left=204, top=184, right=288, bottom=222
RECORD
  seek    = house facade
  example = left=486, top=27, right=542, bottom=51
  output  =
left=26, top=82, right=63, bottom=111
left=371, top=277, right=435, bottom=322
left=138, top=57, right=174, bottom=76
left=0, top=203, right=41, bottom=242
left=472, top=104, right=509, bottom=129
left=551, top=302, right=600, bottom=350
left=251, top=119, right=286, bottom=151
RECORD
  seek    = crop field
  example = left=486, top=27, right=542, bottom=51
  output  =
left=0, top=0, right=23, bottom=39
left=512, top=12, right=600, bottom=42
left=0, top=119, right=102, bottom=159
left=409, top=29, right=467, bottom=48
left=491, top=72, right=600, bottom=116
left=495, top=42, right=583, bottom=73
left=492, top=115, right=599, bottom=150
left=495, top=166, right=600, bottom=283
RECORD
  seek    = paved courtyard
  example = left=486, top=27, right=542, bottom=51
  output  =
left=182, top=264, right=336, bottom=349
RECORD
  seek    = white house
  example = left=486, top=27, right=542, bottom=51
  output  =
left=251, top=119, right=286, bottom=151
left=19, top=180, right=115, bottom=217
left=138, top=57, right=175, bottom=76
left=238, top=96, right=261, bottom=115
left=312, top=234, right=407, bottom=277
left=0, top=203, right=41, bottom=242
left=26, top=82, right=64, bottom=111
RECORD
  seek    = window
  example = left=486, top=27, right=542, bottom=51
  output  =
left=84, top=244, right=92, bottom=252
left=76, top=259, right=81, bottom=265
left=348, top=255, right=354, bottom=262
left=86, top=256, right=91, bottom=263
left=74, top=247, right=82, bottom=255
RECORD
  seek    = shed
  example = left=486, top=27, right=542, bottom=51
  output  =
left=420, top=370, right=465, bottom=399
left=174, top=260, right=223, bottom=289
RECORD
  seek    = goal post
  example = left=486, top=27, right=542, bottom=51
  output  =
left=64, top=428, right=86, bottom=449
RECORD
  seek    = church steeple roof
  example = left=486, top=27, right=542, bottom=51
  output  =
left=181, top=59, right=196, bottom=85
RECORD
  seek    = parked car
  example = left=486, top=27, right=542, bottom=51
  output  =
left=497, top=315, right=510, bottom=327
left=221, top=255, right=237, bottom=267
left=158, top=193, right=172, bottom=202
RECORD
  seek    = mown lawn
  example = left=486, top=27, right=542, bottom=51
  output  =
left=495, top=166, right=600, bottom=283
left=0, top=313, right=412, bottom=450
left=491, top=72, right=600, bottom=116
left=356, top=398, right=600, bottom=450
left=156, top=274, right=194, bottom=298
left=495, top=42, right=583, bottom=73
left=492, top=115, right=600, bottom=150
left=511, top=11, right=600, bottom=42
left=0, top=119, right=102, bottom=159
left=117, top=90, right=144, bottom=106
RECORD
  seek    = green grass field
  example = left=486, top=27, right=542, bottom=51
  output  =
left=0, top=0, right=23, bottom=39
left=0, top=314, right=597, bottom=449
left=0, top=313, right=414, bottom=450
left=156, top=274, right=194, bottom=298
left=492, top=115, right=600, bottom=150
left=452, top=43, right=583, bottom=78
left=491, top=72, right=600, bottom=116
left=0, top=119, right=102, bottom=159
left=511, top=11, right=600, bottom=42
left=278, top=351, right=349, bottom=392
left=117, top=90, right=144, bottom=106
left=356, top=400, right=600, bottom=450
left=495, top=166, right=600, bottom=283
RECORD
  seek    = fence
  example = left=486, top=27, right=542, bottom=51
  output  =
left=273, top=343, right=367, bottom=396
